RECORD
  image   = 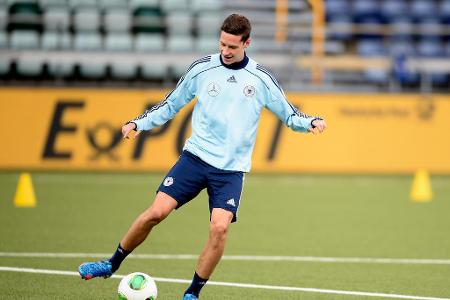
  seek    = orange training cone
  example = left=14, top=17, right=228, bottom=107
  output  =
left=410, top=169, right=433, bottom=203
left=14, top=173, right=36, bottom=207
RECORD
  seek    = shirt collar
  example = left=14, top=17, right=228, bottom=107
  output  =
left=220, top=53, right=249, bottom=70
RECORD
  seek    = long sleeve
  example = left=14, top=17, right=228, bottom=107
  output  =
left=132, top=74, right=196, bottom=131
left=259, top=67, right=321, bottom=132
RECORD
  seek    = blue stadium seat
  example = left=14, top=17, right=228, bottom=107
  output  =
left=416, top=38, right=448, bottom=86
left=380, top=0, right=408, bottom=23
left=440, top=0, right=450, bottom=24
left=352, top=0, right=381, bottom=23
left=325, top=0, right=350, bottom=19
left=417, top=18, right=442, bottom=39
left=417, top=38, right=445, bottom=57
left=357, top=39, right=386, bottom=56
left=410, top=0, right=436, bottom=22
left=357, top=39, right=388, bottom=85
left=390, top=17, right=414, bottom=40
left=327, top=15, right=352, bottom=41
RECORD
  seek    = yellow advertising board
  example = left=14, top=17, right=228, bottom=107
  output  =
left=0, top=88, right=449, bottom=173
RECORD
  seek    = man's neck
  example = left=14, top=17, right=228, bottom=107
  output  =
left=220, top=53, right=249, bottom=70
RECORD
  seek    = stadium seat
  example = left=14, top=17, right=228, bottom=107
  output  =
left=326, top=15, right=352, bottom=41
left=0, top=57, right=11, bottom=75
left=325, top=0, right=350, bottom=18
left=167, top=35, right=194, bottom=52
left=134, top=33, right=164, bottom=52
left=104, top=8, right=131, bottom=33
left=16, top=56, right=44, bottom=76
left=410, top=0, right=436, bottom=22
left=390, top=17, right=414, bottom=40
left=441, top=0, right=450, bottom=23
left=416, top=38, right=447, bottom=86
left=129, top=0, right=159, bottom=9
left=43, top=7, right=70, bottom=31
left=417, top=38, right=445, bottom=57
left=133, top=6, right=164, bottom=33
left=197, top=13, right=222, bottom=37
left=140, top=62, right=167, bottom=80
left=10, top=29, right=39, bottom=49
left=104, top=33, right=133, bottom=52
left=190, top=0, right=222, bottom=12
left=68, top=0, right=97, bottom=9
left=79, top=61, right=107, bottom=78
left=8, top=1, right=42, bottom=31
left=41, top=30, right=71, bottom=49
left=0, top=31, right=7, bottom=48
left=166, top=12, right=192, bottom=36
left=48, top=60, right=74, bottom=78
left=418, top=18, right=442, bottom=39
left=160, top=0, right=189, bottom=12
left=389, top=39, right=416, bottom=57
left=39, top=0, right=68, bottom=8
left=357, top=39, right=386, bottom=57
left=73, top=32, right=102, bottom=50
left=380, top=0, right=408, bottom=22
left=73, top=8, right=100, bottom=32
left=352, top=0, right=381, bottom=22
left=357, top=39, right=388, bottom=85
left=98, top=0, right=128, bottom=9
left=195, top=36, right=218, bottom=54
left=110, top=62, right=137, bottom=80
left=0, top=7, right=7, bottom=30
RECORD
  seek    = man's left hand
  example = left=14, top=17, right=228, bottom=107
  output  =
left=309, top=119, right=327, bottom=134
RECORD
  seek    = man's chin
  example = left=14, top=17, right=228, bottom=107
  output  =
left=222, top=56, right=234, bottom=64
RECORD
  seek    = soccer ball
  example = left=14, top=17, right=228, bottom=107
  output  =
left=118, top=272, right=158, bottom=300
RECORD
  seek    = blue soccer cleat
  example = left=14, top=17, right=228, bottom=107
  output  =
left=78, top=260, right=113, bottom=280
left=183, top=294, right=198, bottom=300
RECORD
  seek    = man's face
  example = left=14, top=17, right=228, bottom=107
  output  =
left=219, top=31, right=251, bottom=65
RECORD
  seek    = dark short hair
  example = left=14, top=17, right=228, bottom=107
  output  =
left=220, top=14, right=252, bottom=42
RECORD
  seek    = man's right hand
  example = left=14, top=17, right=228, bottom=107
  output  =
left=122, top=122, right=140, bottom=139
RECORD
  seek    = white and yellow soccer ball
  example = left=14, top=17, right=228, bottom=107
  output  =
left=118, top=272, right=158, bottom=300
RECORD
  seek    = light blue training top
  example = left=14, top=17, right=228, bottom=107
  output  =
left=132, top=53, right=321, bottom=172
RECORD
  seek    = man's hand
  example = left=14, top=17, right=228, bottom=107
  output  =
left=122, top=122, right=141, bottom=139
left=309, top=119, right=327, bottom=134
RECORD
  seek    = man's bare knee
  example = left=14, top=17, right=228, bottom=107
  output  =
left=209, top=220, right=230, bottom=240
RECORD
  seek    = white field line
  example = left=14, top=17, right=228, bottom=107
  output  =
left=0, top=266, right=449, bottom=300
left=1, top=252, right=450, bottom=265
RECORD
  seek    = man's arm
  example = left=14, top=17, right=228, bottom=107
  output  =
left=121, top=60, right=202, bottom=139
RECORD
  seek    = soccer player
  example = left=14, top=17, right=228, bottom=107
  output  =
left=78, top=14, right=326, bottom=300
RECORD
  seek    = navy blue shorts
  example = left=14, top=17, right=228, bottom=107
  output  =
left=157, top=151, right=244, bottom=223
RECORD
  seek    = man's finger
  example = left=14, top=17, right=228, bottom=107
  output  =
left=133, top=131, right=142, bottom=139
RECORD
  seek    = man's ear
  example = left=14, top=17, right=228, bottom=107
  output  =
left=244, top=38, right=251, bottom=48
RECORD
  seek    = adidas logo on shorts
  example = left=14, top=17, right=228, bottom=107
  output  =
left=226, top=198, right=236, bottom=207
